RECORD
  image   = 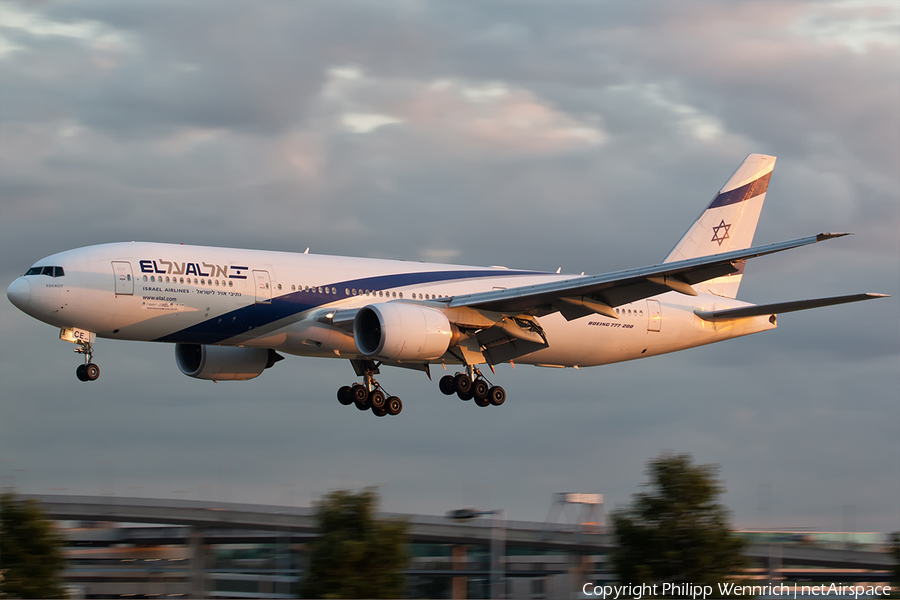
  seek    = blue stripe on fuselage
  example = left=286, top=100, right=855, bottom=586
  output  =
left=154, top=268, right=542, bottom=344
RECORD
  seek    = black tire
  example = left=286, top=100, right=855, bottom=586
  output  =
left=370, top=390, right=387, bottom=410
left=76, top=364, right=89, bottom=382
left=474, top=396, right=490, bottom=407
left=353, top=385, right=370, bottom=410
left=352, top=384, right=369, bottom=402
left=454, top=373, right=472, bottom=394
left=337, top=386, right=353, bottom=405
left=386, top=396, right=402, bottom=416
left=488, top=386, right=506, bottom=406
left=373, top=406, right=388, bottom=417
left=473, top=379, right=490, bottom=401
left=456, top=389, right=473, bottom=401
left=439, top=375, right=456, bottom=395
left=85, top=363, right=100, bottom=381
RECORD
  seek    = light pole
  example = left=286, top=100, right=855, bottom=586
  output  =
left=447, top=508, right=505, bottom=599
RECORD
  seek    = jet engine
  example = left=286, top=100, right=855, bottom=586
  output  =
left=354, top=303, right=452, bottom=361
left=175, top=343, right=283, bottom=381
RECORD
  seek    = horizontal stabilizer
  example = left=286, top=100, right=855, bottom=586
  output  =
left=694, top=293, right=889, bottom=321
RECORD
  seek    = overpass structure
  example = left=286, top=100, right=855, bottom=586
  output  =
left=26, top=494, right=896, bottom=599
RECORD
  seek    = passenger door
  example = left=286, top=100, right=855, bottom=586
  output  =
left=112, top=261, right=134, bottom=295
left=253, top=270, right=272, bottom=304
left=647, top=299, right=661, bottom=332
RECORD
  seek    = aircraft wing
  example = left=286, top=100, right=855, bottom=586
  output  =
left=445, top=233, right=851, bottom=321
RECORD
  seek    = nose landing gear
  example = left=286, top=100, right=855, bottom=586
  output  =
left=439, top=366, right=505, bottom=407
left=60, top=328, right=100, bottom=382
left=74, top=340, right=100, bottom=382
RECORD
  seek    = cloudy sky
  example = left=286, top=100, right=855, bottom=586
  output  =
left=1, top=1, right=898, bottom=534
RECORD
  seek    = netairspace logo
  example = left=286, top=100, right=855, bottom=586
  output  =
left=582, top=582, right=893, bottom=599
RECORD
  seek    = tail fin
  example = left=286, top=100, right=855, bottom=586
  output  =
left=663, top=153, right=776, bottom=298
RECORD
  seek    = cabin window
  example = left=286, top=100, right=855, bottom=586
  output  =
left=228, top=281, right=233, bottom=287
left=399, top=292, right=403, bottom=298
left=143, top=275, right=148, bottom=282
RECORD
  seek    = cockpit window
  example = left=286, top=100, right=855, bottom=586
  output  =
left=24, top=266, right=64, bottom=277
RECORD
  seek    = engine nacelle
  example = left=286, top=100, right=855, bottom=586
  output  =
left=175, top=344, right=283, bottom=381
left=354, top=303, right=452, bottom=361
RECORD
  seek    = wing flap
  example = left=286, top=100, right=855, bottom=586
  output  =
left=694, top=293, right=889, bottom=321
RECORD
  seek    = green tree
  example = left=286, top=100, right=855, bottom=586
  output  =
left=0, top=491, right=66, bottom=599
left=611, top=453, right=747, bottom=587
left=301, top=488, right=408, bottom=599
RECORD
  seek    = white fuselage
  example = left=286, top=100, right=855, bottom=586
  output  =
left=8, top=242, right=776, bottom=368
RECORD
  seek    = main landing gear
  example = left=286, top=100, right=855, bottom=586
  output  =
left=439, top=366, right=505, bottom=408
left=74, top=340, right=100, bottom=382
left=336, top=370, right=402, bottom=417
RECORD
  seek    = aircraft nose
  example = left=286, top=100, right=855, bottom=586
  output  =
left=7, top=277, right=31, bottom=311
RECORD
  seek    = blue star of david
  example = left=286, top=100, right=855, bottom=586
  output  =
left=711, top=219, right=731, bottom=245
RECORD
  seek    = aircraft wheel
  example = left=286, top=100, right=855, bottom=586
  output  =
left=454, top=373, right=472, bottom=395
left=386, top=396, right=402, bottom=416
left=474, top=396, right=490, bottom=407
left=488, top=386, right=506, bottom=406
left=337, top=386, right=354, bottom=405
left=439, top=375, right=456, bottom=395
left=456, top=389, right=473, bottom=401
left=85, top=363, right=100, bottom=381
left=370, top=390, right=387, bottom=410
left=472, top=379, right=490, bottom=401
left=76, top=364, right=89, bottom=382
left=353, top=385, right=370, bottom=410
left=352, top=384, right=368, bottom=402
left=373, top=406, right=388, bottom=417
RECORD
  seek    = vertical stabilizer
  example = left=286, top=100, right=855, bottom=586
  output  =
left=663, top=154, right=775, bottom=298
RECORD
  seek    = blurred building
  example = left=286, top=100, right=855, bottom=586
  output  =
left=28, top=495, right=895, bottom=599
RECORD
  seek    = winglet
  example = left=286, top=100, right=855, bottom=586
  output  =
left=816, top=232, right=852, bottom=241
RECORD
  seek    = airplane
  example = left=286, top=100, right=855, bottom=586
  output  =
left=6, top=154, right=888, bottom=417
